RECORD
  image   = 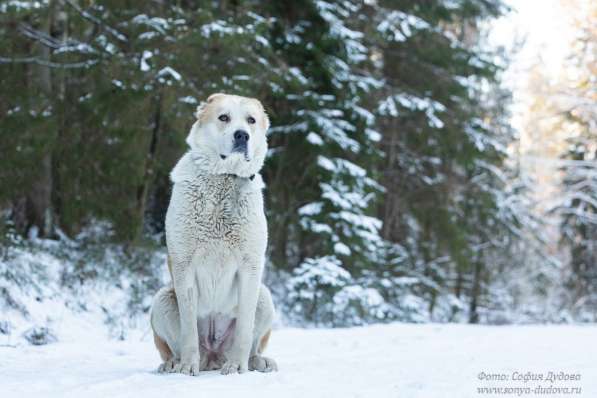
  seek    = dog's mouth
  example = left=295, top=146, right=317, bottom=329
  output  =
left=219, top=153, right=250, bottom=162
left=221, top=147, right=250, bottom=162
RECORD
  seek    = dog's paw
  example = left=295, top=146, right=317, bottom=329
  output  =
left=249, top=355, right=278, bottom=372
left=157, top=358, right=178, bottom=373
left=220, top=360, right=247, bottom=375
left=171, top=361, right=200, bottom=376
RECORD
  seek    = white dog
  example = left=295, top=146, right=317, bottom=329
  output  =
left=150, top=93, right=277, bottom=376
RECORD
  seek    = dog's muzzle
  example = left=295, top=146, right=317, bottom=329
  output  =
left=232, top=129, right=249, bottom=159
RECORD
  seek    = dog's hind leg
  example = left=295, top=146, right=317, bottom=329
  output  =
left=151, top=286, right=181, bottom=373
left=248, top=284, right=278, bottom=372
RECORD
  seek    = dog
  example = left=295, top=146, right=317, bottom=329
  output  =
left=150, top=93, right=277, bottom=376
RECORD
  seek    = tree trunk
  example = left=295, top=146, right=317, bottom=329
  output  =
left=133, top=92, right=162, bottom=242
left=469, top=254, right=482, bottom=324
left=27, top=0, right=55, bottom=238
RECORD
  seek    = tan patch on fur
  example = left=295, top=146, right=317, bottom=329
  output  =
left=153, top=331, right=173, bottom=361
left=258, top=329, right=271, bottom=354
left=195, top=95, right=222, bottom=124
left=167, top=255, right=173, bottom=280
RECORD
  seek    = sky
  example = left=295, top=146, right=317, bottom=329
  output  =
left=488, top=0, right=577, bottom=144
left=487, top=0, right=583, bottom=248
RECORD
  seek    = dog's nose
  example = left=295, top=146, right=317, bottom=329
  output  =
left=234, top=130, right=249, bottom=144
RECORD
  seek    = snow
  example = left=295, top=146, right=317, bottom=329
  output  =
left=315, top=1, right=367, bottom=63
left=2, top=323, right=596, bottom=398
left=288, top=67, right=309, bottom=85
left=201, top=20, right=243, bottom=38
left=140, top=50, right=152, bottom=71
left=378, top=94, right=446, bottom=128
left=132, top=14, right=169, bottom=35
left=303, top=109, right=361, bottom=153
left=0, top=229, right=168, bottom=346
left=156, top=67, right=182, bottom=82
left=298, top=202, right=323, bottom=217
left=306, top=132, right=324, bottom=145
left=317, top=156, right=367, bottom=178
left=290, top=256, right=351, bottom=290
left=178, top=96, right=197, bottom=105
left=0, top=1, right=46, bottom=13
left=333, top=211, right=382, bottom=234
left=333, top=242, right=351, bottom=256
left=365, top=127, right=382, bottom=142
left=377, top=10, right=431, bottom=42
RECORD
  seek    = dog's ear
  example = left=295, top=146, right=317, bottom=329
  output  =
left=195, top=93, right=225, bottom=120
left=262, top=109, right=270, bottom=132
left=207, top=93, right=225, bottom=102
left=251, top=98, right=270, bottom=132
left=185, top=121, right=200, bottom=150
left=189, top=93, right=226, bottom=150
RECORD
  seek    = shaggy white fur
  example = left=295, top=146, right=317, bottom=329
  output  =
left=150, top=94, right=276, bottom=376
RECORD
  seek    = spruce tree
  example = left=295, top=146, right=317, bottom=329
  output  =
left=370, top=0, right=512, bottom=321
left=260, top=1, right=386, bottom=324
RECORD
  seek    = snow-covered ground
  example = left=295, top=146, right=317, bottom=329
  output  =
left=2, top=323, right=595, bottom=398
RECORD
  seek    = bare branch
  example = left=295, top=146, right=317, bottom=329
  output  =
left=18, top=23, right=63, bottom=49
left=0, top=56, right=98, bottom=69
left=18, top=23, right=99, bottom=56
left=63, top=0, right=128, bottom=43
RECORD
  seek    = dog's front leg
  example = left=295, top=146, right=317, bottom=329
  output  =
left=221, top=256, right=263, bottom=375
left=170, top=254, right=200, bottom=376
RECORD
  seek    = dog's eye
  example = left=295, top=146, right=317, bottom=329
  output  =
left=247, top=116, right=256, bottom=124
left=218, top=114, right=230, bottom=122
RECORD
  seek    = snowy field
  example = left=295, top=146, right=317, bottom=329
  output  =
left=2, top=323, right=596, bottom=398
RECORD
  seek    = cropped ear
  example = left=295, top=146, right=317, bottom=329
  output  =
left=185, top=121, right=200, bottom=149
left=207, top=93, right=225, bottom=102
left=194, top=102, right=207, bottom=120
left=262, top=110, right=270, bottom=132
left=194, top=93, right=226, bottom=120
left=251, top=98, right=270, bottom=132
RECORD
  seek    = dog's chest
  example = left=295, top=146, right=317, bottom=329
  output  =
left=184, top=175, right=251, bottom=243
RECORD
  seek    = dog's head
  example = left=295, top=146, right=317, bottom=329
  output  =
left=186, top=93, right=269, bottom=178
